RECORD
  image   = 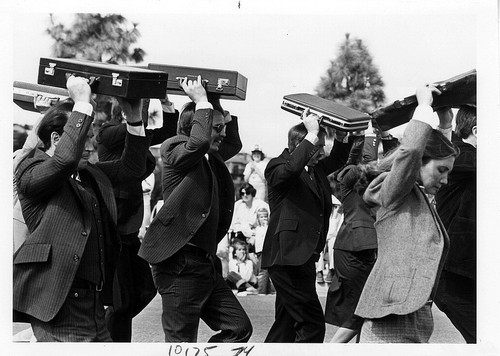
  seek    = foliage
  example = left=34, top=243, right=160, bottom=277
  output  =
left=47, top=13, right=145, bottom=64
left=316, top=33, right=385, bottom=114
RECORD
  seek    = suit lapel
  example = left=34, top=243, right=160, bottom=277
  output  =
left=83, top=165, right=117, bottom=223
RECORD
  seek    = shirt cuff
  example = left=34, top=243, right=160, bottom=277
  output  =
left=411, top=105, right=436, bottom=127
left=127, top=123, right=146, bottom=136
left=195, top=102, right=213, bottom=111
left=73, top=102, right=93, bottom=117
left=161, top=102, right=175, bottom=113
left=304, top=132, right=319, bottom=145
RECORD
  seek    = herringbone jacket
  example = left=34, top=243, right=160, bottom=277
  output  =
left=139, top=109, right=242, bottom=264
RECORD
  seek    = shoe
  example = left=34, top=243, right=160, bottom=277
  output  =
left=316, top=271, right=325, bottom=283
left=237, top=291, right=248, bottom=296
left=325, top=269, right=334, bottom=283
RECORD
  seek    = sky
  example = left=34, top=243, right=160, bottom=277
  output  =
left=2, top=0, right=500, bottom=354
left=8, top=1, right=481, bottom=157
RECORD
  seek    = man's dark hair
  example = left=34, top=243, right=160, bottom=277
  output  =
left=287, top=123, right=326, bottom=153
left=455, top=106, right=476, bottom=139
left=37, top=99, right=74, bottom=150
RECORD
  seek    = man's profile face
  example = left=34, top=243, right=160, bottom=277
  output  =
left=208, top=110, right=226, bottom=153
left=307, top=134, right=326, bottom=167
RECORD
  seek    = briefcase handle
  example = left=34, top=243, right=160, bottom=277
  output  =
left=64, top=73, right=100, bottom=88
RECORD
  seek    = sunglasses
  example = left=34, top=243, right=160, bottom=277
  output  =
left=240, top=191, right=250, bottom=196
left=213, top=123, right=226, bottom=133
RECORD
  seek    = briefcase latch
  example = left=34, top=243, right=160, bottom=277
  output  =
left=216, top=78, right=230, bottom=91
left=112, top=73, right=123, bottom=87
left=44, top=63, right=56, bottom=76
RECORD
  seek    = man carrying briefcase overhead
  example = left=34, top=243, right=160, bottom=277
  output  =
left=139, top=76, right=252, bottom=342
left=13, top=75, right=151, bottom=342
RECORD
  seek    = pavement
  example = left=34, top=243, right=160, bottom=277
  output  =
left=13, top=280, right=466, bottom=344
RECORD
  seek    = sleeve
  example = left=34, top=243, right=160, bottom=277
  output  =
left=16, top=111, right=93, bottom=200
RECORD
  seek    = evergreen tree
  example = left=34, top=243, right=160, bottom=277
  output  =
left=316, top=33, right=385, bottom=113
left=46, top=14, right=146, bottom=122
left=47, top=13, right=145, bottom=64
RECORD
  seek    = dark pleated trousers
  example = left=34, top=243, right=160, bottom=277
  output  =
left=151, top=249, right=252, bottom=343
left=105, top=233, right=157, bottom=342
left=30, top=288, right=111, bottom=342
left=265, top=256, right=326, bottom=343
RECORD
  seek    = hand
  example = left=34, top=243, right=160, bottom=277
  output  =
left=437, top=106, right=453, bottom=129
left=116, top=97, right=143, bottom=124
left=66, top=75, right=92, bottom=103
left=159, top=91, right=172, bottom=106
left=180, top=75, right=208, bottom=104
left=33, top=94, right=53, bottom=113
left=302, top=108, right=320, bottom=136
left=416, top=84, right=441, bottom=107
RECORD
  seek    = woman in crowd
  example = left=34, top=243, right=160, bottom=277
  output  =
left=354, top=85, right=459, bottom=343
left=230, top=183, right=269, bottom=263
left=243, top=145, right=269, bottom=202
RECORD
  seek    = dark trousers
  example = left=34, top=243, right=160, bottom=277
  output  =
left=265, top=257, right=326, bottom=343
left=434, top=270, right=476, bottom=343
left=151, top=247, right=252, bottom=342
left=31, top=283, right=111, bottom=342
left=105, top=234, right=157, bottom=342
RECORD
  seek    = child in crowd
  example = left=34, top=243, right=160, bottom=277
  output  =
left=227, top=240, right=258, bottom=295
left=254, top=208, right=275, bottom=295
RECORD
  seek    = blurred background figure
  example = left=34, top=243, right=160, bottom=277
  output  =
left=244, top=144, right=269, bottom=202
left=227, top=240, right=259, bottom=296
left=253, top=207, right=275, bottom=295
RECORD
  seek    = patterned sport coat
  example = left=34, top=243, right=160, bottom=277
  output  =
left=139, top=109, right=242, bottom=264
left=14, top=110, right=151, bottom=322
left=355, top=119, right=450, bottom=319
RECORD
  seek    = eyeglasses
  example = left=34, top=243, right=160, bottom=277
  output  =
left=213, top=123, right=226, bottom=133
left=240, top=191, right=250, bottom=196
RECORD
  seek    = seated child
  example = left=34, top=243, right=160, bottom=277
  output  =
left=226, top=240, right=258, bottom=295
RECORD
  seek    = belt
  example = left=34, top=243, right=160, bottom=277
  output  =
left=72, top=278, right=103, bottom=291
left=181, top=244, right=209, bottom=258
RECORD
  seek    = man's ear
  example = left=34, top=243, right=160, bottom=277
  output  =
left=51, top=132, right=60, bottom=146
left=471, top=125, right=477, bottom=137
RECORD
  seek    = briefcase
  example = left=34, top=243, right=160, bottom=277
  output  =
left=13, top=81, right=69, bottom=112
left=281, top=93, right=371, bottom=132
left=147, top=63, right=248, bottom=100
left=38, top=58, right=168, bottom=99
left=371, top=69, right=476, bottom=131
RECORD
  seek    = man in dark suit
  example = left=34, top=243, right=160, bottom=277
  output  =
left=96, top=94, right=179, bottom=342
left=14, top=76, right=151, bottom=342
left=261, top=109, right=351, bottom=342
left=434, top=106, right=477, bottom=343
left=139, top=76, right=252, bottom=342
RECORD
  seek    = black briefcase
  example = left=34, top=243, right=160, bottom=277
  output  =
left=281, top=93, right=371, bottom=132
left=371, top=69, right=476, bottom=131
left=38, top=58, right=168, bottom=99
left=147, top=63, right=248, bottom=100
left=13, top=81, right=69, bottom=112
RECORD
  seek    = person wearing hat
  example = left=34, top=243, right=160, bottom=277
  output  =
left=243, top=144, right=269, bottom=202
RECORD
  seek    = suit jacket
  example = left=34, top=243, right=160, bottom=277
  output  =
left=435, top=134, right=476, bottom=280
left=261, top=137, right=350, bottom=268
left=13, top=110, right=151, bottom=322
left=139, top=109, right=242, bottom=264
left=355, top=120, right=450, bottom=319
left=334, top=165, right=377, bottom=251
left=96, top=110, right=179, bottom=234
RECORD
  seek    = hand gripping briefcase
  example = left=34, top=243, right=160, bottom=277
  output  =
left=13, top=81, right=69, bottom=112
left=371, top=69, right=476, bottom=131
left=38, top=58, right=168, bottom=99
left=147, top=63, right=248, bottom=100
left=281, top=93, right=371, bottom=132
